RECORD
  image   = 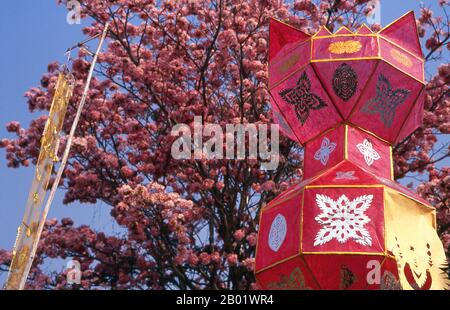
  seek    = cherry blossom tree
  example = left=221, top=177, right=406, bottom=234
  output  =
left=0, top=0, right=448, bottom=289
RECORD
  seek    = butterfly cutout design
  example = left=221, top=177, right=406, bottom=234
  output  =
left=356, top=139, right=381, bottom=166
left=362, top=73, right=410, bottom=127
left=314, top=137, right=337, bottom=166
left=279, top=71, right=327, bottom=125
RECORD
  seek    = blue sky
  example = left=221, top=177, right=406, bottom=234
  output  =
left=0, top=1, right=447, bottom=283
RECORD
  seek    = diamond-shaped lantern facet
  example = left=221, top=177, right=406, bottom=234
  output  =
left=257, top=12, right=449, bottom=290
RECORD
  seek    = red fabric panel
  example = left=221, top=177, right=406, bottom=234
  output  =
left=303, top=254, right=386, bottom=290
left=256, top=193, right=302, bottom=271
left=269, top=40, right=311, bottom=88
left=309, top=161, right=380, bottom=186
left=256, top=256, right=319, bottom=290
left=379, top=38, right=424, bottom=82
left=396, top=88, right=424, bottom=143
left=302, top=187, right=385, bottom=253
left=312, top=60, right=378, bottom=118
left=347, top=126, right=392, bottom=179
left=379, top=11, right=423, bottom=58
left=349, top=61, right=423, bottom=143
left=269, top=18, right=310, bottom=61
left=270, top=65, right=342, bottom=144
left=304, top=126, right=344, bottom=179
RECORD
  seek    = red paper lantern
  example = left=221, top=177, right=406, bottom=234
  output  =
left=256, top=12, right=449, bottom=290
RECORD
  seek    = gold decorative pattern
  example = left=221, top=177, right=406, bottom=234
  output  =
left=5, top=72, right=74, bottom=290
left=267, top=267, right=312, bottom=290
left=328, top=40, right=362, bottom=54
left=390, top=49, right=412, bottom=68
left=279, top=53, right=300, bottom=73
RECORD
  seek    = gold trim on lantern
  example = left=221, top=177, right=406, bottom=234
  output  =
left=302, top=122, right=343, bottom=147
left=262, top=186, right=305, bottom=211
left=299, top=190, right=305, bottom=254
left=311, top=56, right=381, bottom=63
left=271, top=39, right=311, bottom=72
left=348, top=122, right=391, bottom=145
left=313, top=33, right=378, bottom=39
left=389, top=146, right=394, bottom=180
left=255, top=254, right=301, bottom=275
left=301, top=251, right=386, bottom=256
left=305, top=185, right=384, bottom=189
left=344, top=125, right=349, bottom=160
left=270, top=17, right=312, bottom=36
left=380, top=36, right=423, bottom=62
left=312, top=25, right=332, bottom=38
left=382, top=58, right=425, bottom=85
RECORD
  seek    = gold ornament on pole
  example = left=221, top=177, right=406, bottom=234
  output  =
left=5, top=22, right=110, bottom=290
left=5, top=72, right=74, bottom=289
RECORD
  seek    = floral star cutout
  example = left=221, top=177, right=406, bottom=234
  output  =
left=314, top=194, right=373, bottom=247
left=356, top=139, right=381, bottom=166
left=279, top=71, right=327, bottom=125
left=362, top=73, right=410, bottom=128
left=314, top=137, right=337, bottom=166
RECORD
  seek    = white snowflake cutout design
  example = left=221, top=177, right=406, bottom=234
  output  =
left=356, top=139, right=381, bottom=166
left=268, top=214, right=287, bottom=252
left=314, top=194, right=373, bottom=247
left=314, top=137, right=337, bottom=166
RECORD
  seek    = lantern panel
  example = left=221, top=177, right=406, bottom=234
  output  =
left=301, top=187, right=385, bottom=253
left=309, top=161, right=381, bottom=186
left=255, top=193, right=302, bottom=272
left=379, top=11, right=423, bottom=58
left=270, top=65, right=342, bottom=143
left=379, top=38, right=424, bottom=82
left=269, top=40, right=311, bottom=88
left=302, top=254, right=385, bottom=290
left=349, top=61, right=424, bottom=143
left=256, top=256, right=319, bottom=290
left=312, top=60, right=379, bottom=118
left=303, top=125, right=344, bottom=179
left=346, top=126, right=392, bottom=179
left=312, top=35, right=379, bottom=61
left=396, top=88, right=425, bottom=143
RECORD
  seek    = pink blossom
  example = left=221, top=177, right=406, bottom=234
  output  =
left=227, top=254, right=238, bottom=266
left=233, top=229, right=245, bottom=241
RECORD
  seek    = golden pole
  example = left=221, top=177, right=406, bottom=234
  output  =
left=5, top=22, right=109, bottom=290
